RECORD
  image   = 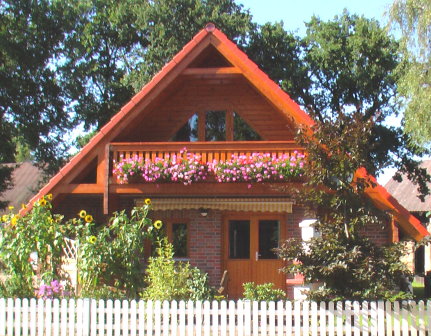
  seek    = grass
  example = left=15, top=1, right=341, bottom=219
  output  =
left=412, top=281, right=425, bottom=299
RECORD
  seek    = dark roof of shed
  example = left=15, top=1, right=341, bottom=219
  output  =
left=0, top=161, right=42, bottom=213
left=384, top=160, right=431, bottom=212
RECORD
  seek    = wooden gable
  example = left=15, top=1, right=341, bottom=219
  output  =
left=24, top=24, right=429, bottom=241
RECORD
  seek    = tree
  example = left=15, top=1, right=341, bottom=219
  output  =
left=0, top=0, right=73, bottom=173
left=277, top=114, right=413, bottom=301
left=390, top=0, right=431, bottom=147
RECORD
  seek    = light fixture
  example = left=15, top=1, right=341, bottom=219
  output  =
left=199, top=208, right=209, bottom=217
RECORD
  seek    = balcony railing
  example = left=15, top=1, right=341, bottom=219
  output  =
left=109, top=141, right=305, bottom=167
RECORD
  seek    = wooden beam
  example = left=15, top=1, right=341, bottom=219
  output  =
left=181, top=67, right=242, bottom=77
left=103, top=144, right=110, bottom=214
left=56, top=184, right=104, bottom=194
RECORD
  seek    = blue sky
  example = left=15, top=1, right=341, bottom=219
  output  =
left=239, top=0, right=393, bottom=33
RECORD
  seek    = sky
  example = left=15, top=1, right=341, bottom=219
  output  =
left=240, top=0, right=398, bottom=184
left=239, top=0, right=393, bottom=33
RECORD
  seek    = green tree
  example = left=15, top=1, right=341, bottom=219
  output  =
left=0, top=0, right=73, bottom=173
left=277, top=114, right=413, bottom=301
left=390, top=0, right=431, bottom=147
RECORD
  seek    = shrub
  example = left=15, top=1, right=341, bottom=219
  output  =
left=141, top=238, right=214, bottom=301
left=242, top=282, right=286, bottom=302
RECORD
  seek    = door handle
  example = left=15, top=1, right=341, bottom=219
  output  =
left=255, top=251, right=261, bottom=261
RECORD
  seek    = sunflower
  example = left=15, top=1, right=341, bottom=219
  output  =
left=153, top=220, right=163, bottom=230
left=8, top=205, right=14, bottom=211
left=79, top=210, right=87, bottom=218
left=87, top=236, right=97, bottom=244
left=2, top=215, right=8, bottom=222
left=21, top=203, right=26, bottom=210
left=144, top=198, right=151, bottom=205
left=85, top=214, right=94, bottom=223
left=10, top=215, right=18, bottom=227
left=46, top=194, right=53, bottom=200
left=39, top=198, right=47, bottom=206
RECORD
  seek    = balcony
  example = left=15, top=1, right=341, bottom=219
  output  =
left=106, top=141, right=305, bottom=196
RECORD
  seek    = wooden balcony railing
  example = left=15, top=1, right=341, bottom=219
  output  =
left=109, top=141, right=305, bottom=166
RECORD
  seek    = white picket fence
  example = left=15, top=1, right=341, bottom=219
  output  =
left=0, top=298, right=430, bottom=335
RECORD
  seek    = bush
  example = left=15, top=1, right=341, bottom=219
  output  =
left=141, top=238, right=214, bottom=301
left=242, top=282, right=286, bottom=302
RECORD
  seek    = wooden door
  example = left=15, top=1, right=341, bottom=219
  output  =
left=224, top=215, right=286, bottom=299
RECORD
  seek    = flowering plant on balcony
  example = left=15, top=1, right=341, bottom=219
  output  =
left=209, top=152, right=305, bottom=183
left=113, top=150, right=208, bottom=185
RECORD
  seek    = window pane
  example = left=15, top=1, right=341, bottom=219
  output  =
left=172, top=114, right=198, bottom=141
left=229, top=220, right=250, bottom=259
left=172, top=223, right=188, bottom=258
left=205, top=111, right=226, bottom=141
left=258, top=220, right=279, bottom=259
left=233, top=112, right=261, bottom=141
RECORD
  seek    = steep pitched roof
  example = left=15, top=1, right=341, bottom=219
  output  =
left=385, top=160, right=431, bottom=212
left=24, top=24, right=429, bottom=241
left=0, top=162, right=42, bottom=213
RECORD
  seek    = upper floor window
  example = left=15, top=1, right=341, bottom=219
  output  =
left=172, top=111, right=261, bottom=141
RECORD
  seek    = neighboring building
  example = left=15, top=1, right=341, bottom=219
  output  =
left=24, top=25, right=429, bottom=299
left=0, top=161, right=42, bottom=214
left=385, top=161, right=431, bottom=275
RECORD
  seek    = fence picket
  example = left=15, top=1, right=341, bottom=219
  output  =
left=310, top=301, right=318, bottom=336
left=130, top=300, right=137, bottom=336
left=228, top=301, right=235, bottom=336
left=327, top=301, right=335, bottom=336
left=164, top=301, right=171, bottom=336
left=30, top=299, right=36, bottom=336
left=0, top=298, right=430, bottom=335
left=385, top=301, right=393, bottom=336
left=37, top=298, right=44, bottom=336
left=178, top=301, right=186, bottom=336
left=294, top=300, right=301, bottom=335
left=106, top=300, right=113, bottom=336
left=52, top=299, right=60, bottom=336
left=219, top=300, right=227, bottom=336
left=15, top=298, right=22, bottom=336
left=377, top=301, right=385, bottom=336
left=319, top=301, right=326, bottom=336
left=252, top=301, right=259, bottom=336
left=170, top=300, right=178, bottom=336
left=344, top=300, right=352, bottom=336
left=393, top=301, right=400, bottom=336
left=23, top=298, right=29, bottom=336
left=212, top=300, right=219, bottom=336
left=418, top=300, right=425, bottom=336
left=303, top=300, right=310, bottom=336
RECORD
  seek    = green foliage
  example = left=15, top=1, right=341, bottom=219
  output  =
left=276, top=111, right=414, bottom=301
left=141, top=238, right=214, bottom=301
left=0, top=196, right=70, bottom=297
left=390, top=0, right=431, bottom=147
left=242, top=282, right=286, bottom=302
left=76, top=204, right=162, bottom=298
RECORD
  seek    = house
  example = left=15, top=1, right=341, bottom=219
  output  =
left=0, top=161, right=42, bottom=214
left=385, top=161, right=431, bottom=275
left=25, top=24, right=429, bottom=299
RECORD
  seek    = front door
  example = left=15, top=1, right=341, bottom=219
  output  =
left=224, top=215, right=286, bottom=298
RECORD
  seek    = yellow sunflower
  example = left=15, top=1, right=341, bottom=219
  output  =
left=87, top=236, right=97, bottom=244
left=153, top=220, right=163, bottom=230
left=2, top=215, right=8, bottom=222
left=10, top=215, right=18, bottom=227
left=21, top=203, right=26, bottom=210
left=39, top=198, right=47, bottom=206
left=8, top=205, right=14, bottom=211
left=85, top=214, right=94, bottom=223
left=46, top=194, right=53, bottom=200
left=79, top=210, right=87, bottom=218
left=144, top=198, right=151, bottom=205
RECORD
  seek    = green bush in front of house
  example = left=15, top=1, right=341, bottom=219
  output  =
left=242, top=282, right=286, bottom=302
left=141, top=238, right=214, bottom=301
